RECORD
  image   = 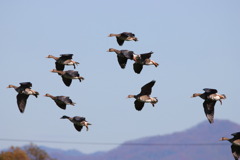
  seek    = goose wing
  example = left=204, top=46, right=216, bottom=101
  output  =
left=55, top=62, right=65, bottom=71
left=203, top=88, right=218, bottom=94
left=117, top=37, right=124, bottom=46
left=133, top=63, right=143, bottom=74
left=231, top=145, right=240, bottom=160
left=140, top=52, right=153, bottom=60
left=17, top=94, right=29, bottom=113
left=60, top=54, right=73, bottom=60
left=54, top=101, right=66, bottom=110
left=74, top=124, right=83, bottom=132
left=117, top=55, right=128, bottom=69
left=121, top=50, right=134, bottom=59
left=121, top=32, right=135, bottom=37
left=139, top=80, right=156, bottom=96
left=232, top=132, right=240, bottom=138
left=61, top=76, right=72, bottom=87
left=65, top=70, right=79, bottom=77
left=134, top=100, right=145, bottom=111
left=19, top=82, right=32, bottom=88
left=53, top=98, right=67, bottom=110
left=73, top=116, right=86, bottom=122
left=203, top=100, right=216, bottom=123
left=57, top=96, right=73, bottom=104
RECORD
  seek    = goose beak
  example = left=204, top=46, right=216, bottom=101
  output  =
left=219, top=137, right=224, bottom=141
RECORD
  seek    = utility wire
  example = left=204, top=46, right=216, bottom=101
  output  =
left=0, top=138, right=228, bottom=146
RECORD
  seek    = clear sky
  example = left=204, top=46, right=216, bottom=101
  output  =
left=1, top=0, right=240, bottom=154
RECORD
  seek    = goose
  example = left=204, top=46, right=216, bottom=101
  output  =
left=220, top=132, right=240, bottom=160
left=191, top=88, right=226, bottom=123
left=7, top=82, right=39, bottom=113
left=44, top=93, right=76, bottom=110
left=133, top=51, right=159, bottom=74
left=60, top=115, right=91, bottom=132
left=107, top=48, right=134, bottom=69
left=108, top=32, right=138, bottom=46
left=51, top=69, right=84, bottom=87
left=127, top=80, right=158, bottom=111
left=46, top=54, right=79, bottom=71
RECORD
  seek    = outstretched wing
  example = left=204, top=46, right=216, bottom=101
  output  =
left=54, top=99, right=66, bottom=110
left=17, top=94, right=29, bottom=113
left=133, top=63, right=143, bottom=74
left=140, top=52, right=153, bottom=60
left=231, top=145, right=240, bottom=160
left=65, top=70, right=79, bottom=77
left=19, top=82, right=32, bottom=88
left=121, top=32, right=135, bottom=37
left=139, top=80, right=156, bottom=96
left=55, top=62, right=65, bottom=71
left=73, top=116, right=86, bottom=122
left=203, top=100, right=216, bottom=123
left=60, top=54, right=73, bottom=60
left=232, top=132, right=240, bottom=138
left=117, top=55, right=128, bottom=69
left=61, top=76, right=72, bottom=87
left=117, top=37, right=124, bottom=46
left=57, top=96, right=73, bottom=104
left=121, top=50, right=134, bottom=59
left=74, top=124, right=83, bottom=132
left=203, top=88, right=218, bottom=94
left=134, top=100, right=145, bottom=111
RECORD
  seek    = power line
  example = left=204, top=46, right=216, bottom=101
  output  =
left=0, top=138, right=228, bottom=146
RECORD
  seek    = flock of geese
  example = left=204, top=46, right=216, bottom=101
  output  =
left=6, top=32, right=240, bottom=159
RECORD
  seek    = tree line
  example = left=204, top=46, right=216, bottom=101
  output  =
left=0, top=143, right=56, bottom=160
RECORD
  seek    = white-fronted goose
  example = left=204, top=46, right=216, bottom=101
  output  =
left=46, top=54, right=79, bottom=71
left=7, top=82, right=39, bottom=113
left=133, top=51, right=159, bottom=74
left=128, top=80, right=158, bottom=111
left=191, top=88, right=226, bottom=123
left=44, top=93, right=76, bottom=110
left=51, top=69, right=84, bottom=87
left=60, top=115, right=91, bottom=132
left=108, top=32, right=138, bottom=46
left=107, top=48, right=134, bottom=69
left=220, top=132, right=240, bottom=160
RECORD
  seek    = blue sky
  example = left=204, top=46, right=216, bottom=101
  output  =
left=1, top=0, right=240, bottom=154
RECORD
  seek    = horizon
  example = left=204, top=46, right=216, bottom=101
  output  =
left=1, top=118, right=239, bottom=154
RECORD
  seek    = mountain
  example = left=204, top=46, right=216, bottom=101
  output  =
left=41, top=119, right=240, bottom=160
left=4, top=119, right=238, bottom=160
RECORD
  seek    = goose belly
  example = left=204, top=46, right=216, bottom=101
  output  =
left=139, top=97, right=152, bottom=103
left=144, top=99, right=153, bottom=103
left=126, top=37, right=135, bottom=41
left=139, top=97, right=158, bottom=104
left=22, top=89, right=36, bottom=95
left=208, top=95, right=221, bottom=101
left=64, top=62, right=74, bottom=65
left=73, top=121, right=85, bottom=126
left=144, top=62, right=154, bottom=65
left=233, top=140, right=240, bottom=146
left=64, top=75, right=79, bottom=79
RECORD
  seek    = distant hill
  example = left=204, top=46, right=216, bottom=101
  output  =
left=28, top=120, right=240, bottom=160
